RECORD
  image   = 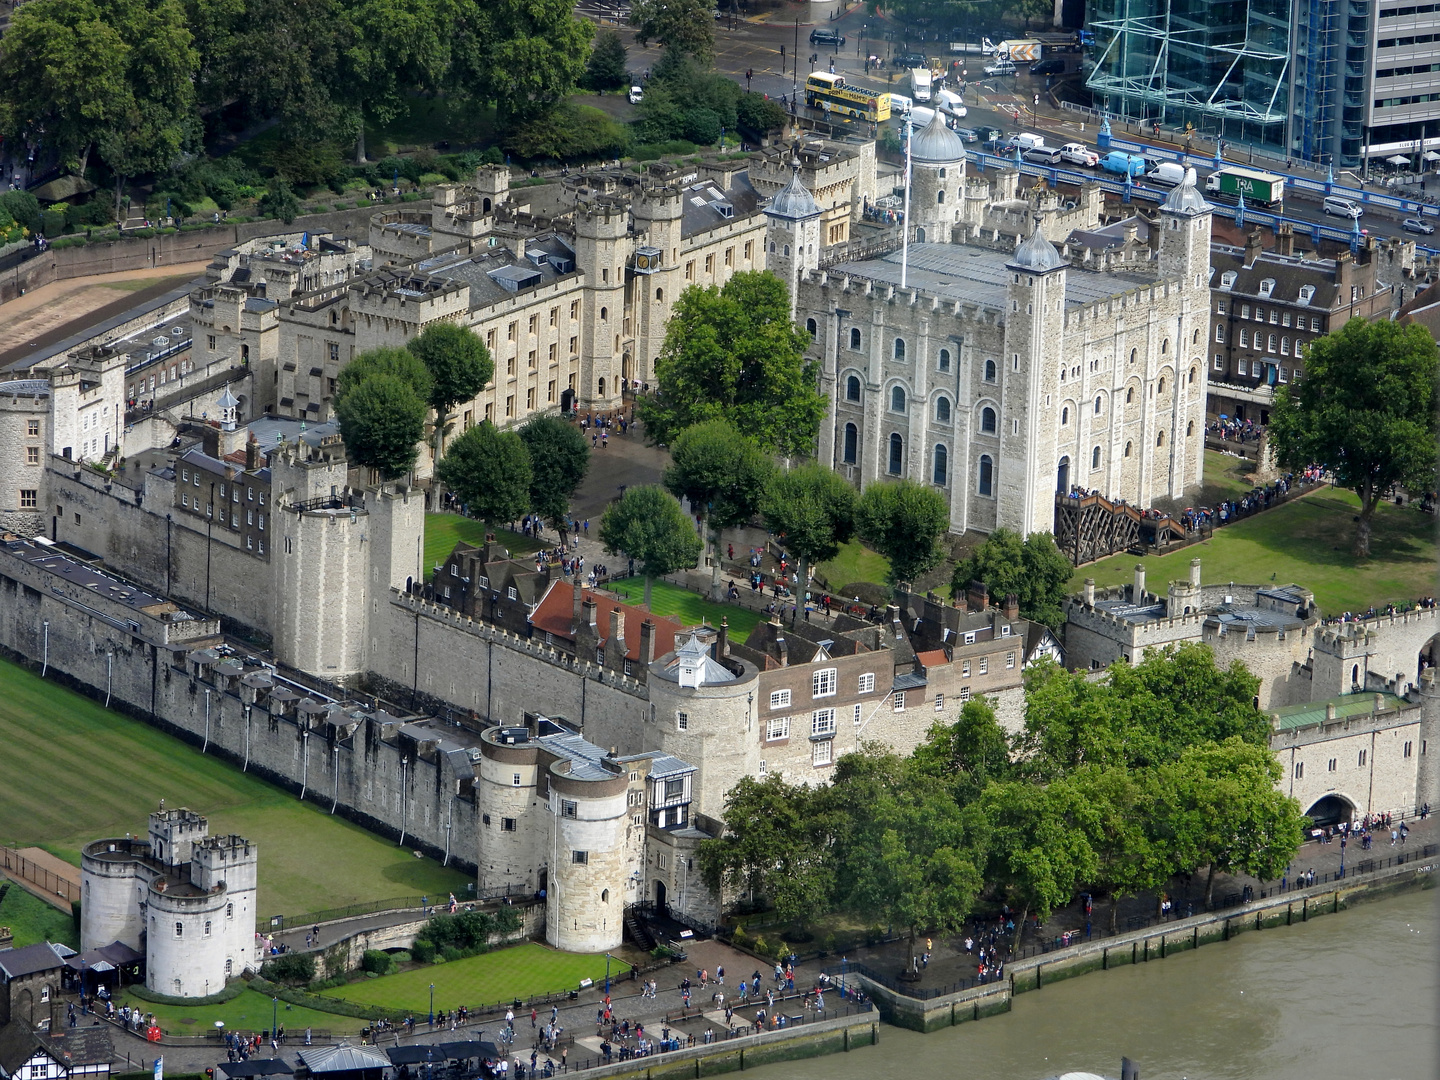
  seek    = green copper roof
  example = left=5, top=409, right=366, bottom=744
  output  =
left=1270, top=692, right=1408, bottom=732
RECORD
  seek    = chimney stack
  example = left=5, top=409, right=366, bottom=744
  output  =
left=1084, top=577, right=1096, bottom=606
left=1133, top=564, right=1147, bottom=601
left=1243, top=229, right=1264, bottom=268
left=202, top=426, right=221, bottom=458
left=639, top=619, right=656, bottom=665
left=966, top=580, right=989, bottom=612
left=1275, top=222, right=1294, bottom=257
left=1325, top=702, right=1337, bottom=721
left=582, top=598, right=597, bottom=629
left=609, top=607, right=625, bottom=653
left=1002, top=593, right=1019, bottom=621
left=717, top=616, right=729, bottom=657
left=572, top=582, right=584, bottom=630
left=1189, top=557, right=1202, bottom=588
left=245, top=433, right=259, bottom=471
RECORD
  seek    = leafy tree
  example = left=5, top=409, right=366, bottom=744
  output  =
left=518, top=415, right=590, bottom=526
left=736, top=92, right=786, bottom=134
left=856, top=480, right=949, bottom=590
left=1268, top=318, right=1439, bottom=557
left=911, top=697, right=1015, bottom=805
left=583, top=28, right=629, bottom=92
left=0, top=191, right=42, bottom=236
left=451, top=0, right=593, bottom=127
left=699, top=776, right=833, bottom=937
left=407, top=322, right=493, bottom=458
left=1067, top=765, right=1170, bottom=933
left=629, top=0, right=715, bottom=61
left=436, top=422, right=532, bottom=530
left=638, top=271, right=824, bottom=457
left=334, top=372, right=428, bottom=481
left=830, top=750, right=985, bottom=973
left=761, top=463, right=859, bottom=607
left=341, top=0, right=453, bottom=163
left=222, top=0, right=349, bottom=141
left=500, top=102, right=630, bottom=162
left=969, top=777, right=1099, bottom=951
left=1156, top=738, right=1306, bottom=910
left=0, top=0, right=198, bottom=180
left=950, top=528, right=1074, bottom=627
left=682, top=107, right=722, bottom=146
left=258, top=181, right=302, bottom=225
left=598, top=485, right=702, bottom=609
left=664, top=421, right=773, bottom=599
left=336, top=346, right=433, bottom=402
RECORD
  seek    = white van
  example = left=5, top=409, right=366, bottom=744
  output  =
left=1014, top=132, right=1047, bottom=150
left=887, top=92, right=913, bottom=115
left=1323, top=196, right=1363, bottom=219
left=1147, top=161, right=1185, bottom=187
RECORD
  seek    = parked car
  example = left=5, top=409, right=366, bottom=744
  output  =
left=1059, top=142, right=1098, bottom=167
left=894, top=51, right=927, bottom=69
left=983, top=58, right=1017, bottom=77
left=953, top=127, right=979, bottom=143
left=810, top=27, right=845, bottom=47
left=628, top=85, right=644, bottom=104
left=1322, top=196, right=1363, bottom=219
left=1402, top=217, right=1435, bottom=234
left=1023, top=145, right=1063, bottom=165
left=1030, top=58, right=1066, bottom=75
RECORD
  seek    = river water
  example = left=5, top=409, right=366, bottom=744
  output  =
left=761, top=887, right=1438, bottom=1080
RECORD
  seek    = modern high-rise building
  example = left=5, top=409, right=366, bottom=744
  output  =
left=1085, top=0, right=1440, bottom=170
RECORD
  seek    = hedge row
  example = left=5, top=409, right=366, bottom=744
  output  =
left=126, top=980, right=247, bottom=1007
left=248, top=978, right=392, bottom=1022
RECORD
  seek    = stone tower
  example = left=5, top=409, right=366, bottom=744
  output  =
left=1001, top=219, right=1069, bottom=535
left=906, top=110, right=967, bottom=244
left=574, top=197, right=630, bottom=407
left=630, top=184, right=686, bottom=387
left=763, top=167, right=822, bottom=320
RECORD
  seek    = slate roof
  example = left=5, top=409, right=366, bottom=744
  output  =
left=46, top=1027, right=114, bottom=1067
left=0, top=943, right=67, bottom=980
left=416, top=235, right=577, bottom=312
left=528, top=585, right=682, bottom=661
left=1208, top=247, right=1353, bottom=308
left=681, top=175, right=761, bottom=238
left=0, top=1019, right=56, bottom=1077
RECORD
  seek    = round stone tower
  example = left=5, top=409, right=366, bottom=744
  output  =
left=477, top=726, right=549, bottom=897
left=545, top=759, right=629, bottom=953
left=907, top=110, right=967, bottom=245
left=80, top=838, right=149, bottom=953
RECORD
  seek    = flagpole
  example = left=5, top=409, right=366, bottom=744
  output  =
left=901, top=110, right=913, bottom=288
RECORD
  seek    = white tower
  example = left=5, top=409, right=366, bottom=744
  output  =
left=763, top=167, right=822, bottom=320
left=907, top=110, right=967, bottom=245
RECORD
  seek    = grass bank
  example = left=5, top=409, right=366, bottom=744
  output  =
left=424, top=513, right=542, bottom=573
left=605, top=578, right=764, bottom=639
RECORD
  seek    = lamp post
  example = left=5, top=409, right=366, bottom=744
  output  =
left=605, top=953, right=613, bottom=995
left=840, top=955, right=847, bottom=999
left=272, top=995, right=278, bottom=1039
left=429, top=982, right=435, bottom=1025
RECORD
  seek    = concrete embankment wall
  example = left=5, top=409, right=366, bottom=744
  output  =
left=864, top=862, right=1436, bottom=1032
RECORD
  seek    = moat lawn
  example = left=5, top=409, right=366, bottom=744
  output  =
left=120, top=988, right=366, bottom=1037
left=424, top=513, right=542, bottom=571
left=0, top=657, right=470, bottom=923
left=321, top=942, right=629, bottom=1013
left=1068, top=487, right=1436, bottom=616
left=604, top=577, right=764, bottom=639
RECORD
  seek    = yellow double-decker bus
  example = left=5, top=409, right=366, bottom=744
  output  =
left=804, top=73, right=891, bottom=123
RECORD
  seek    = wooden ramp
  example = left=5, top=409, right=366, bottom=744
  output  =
left=0, top=846, right=81, bottom=912
left=1054, top=492, right=1188, bottom=566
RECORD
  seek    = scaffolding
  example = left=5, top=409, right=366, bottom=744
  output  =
left=1085, top=0, right=1292, bottom=131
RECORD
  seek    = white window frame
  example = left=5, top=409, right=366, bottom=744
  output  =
left=812, top=740, right=833, bottom=767
left=858, top=672, right=875, bottom=694
left=769, top=689, right=791, bottom=709
left=811, top=708, right=837, bottom=737
left=766, top=715, right=791, bottom=741
left=812, top=667, right=837, bottom=698
left=893, top=692, right=905, bottom=712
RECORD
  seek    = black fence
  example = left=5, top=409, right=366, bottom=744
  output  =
left=269, top=888, right=532, bottom=932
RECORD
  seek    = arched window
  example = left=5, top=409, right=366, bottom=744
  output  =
left=1061, top=406, right=1069, bottom=425
left=1186, top=420, right=1194, bottom=436
left=1156, top=430, right=1164, bottom=447
left=933, top=444, right=948, bottom=485
left=1158, top=377, right=1166, bottom=394
left=888, top=433, right=903, bottom=474
left=894, top=337, right=906, bottom=360
left=843, top=423, right=858, bottom=463
left=1192, top=328, right=1200, bottom=344
left=1091, top=445, right=1101, bottom=469
left=1161, top=339, right=1169, bottom=354
left=984, top=359, right=997, bottom=382
left=783, top=244, right=791, bottom=256
left=938, top=348, right=951, bottom=372
left=769, top=240, right=776, bottom=253
left=1094, top=395, right=1103, bottom=415
left=980, top=406, right=997, bottom=433
left=937, top=190, right=945, bottom=204
left=978, top=455, right=994, bottom=496
left=598, top=377, right=606, bottom=397
left=846, top=375, right=861, bottom=402
left=1189, top=365, right=1197, bottom=384
left=939, top=167, right=947, bottom=179
left=935, top=396, right=951, bottom=423
left=850, top=327, right=861, bottom=349
left=806, top=317, right=817, bottom=339
left=1129, top=348, right=1137, bottom=364
left=1125, top=387, right=1134, bottom=404
left=916, top=227, right=926, bottom=243
left=601, top=889, right=610, bottom=904
left=890, top=386, right=906, bottom=412
left=600, top=307, right=608, bottom=321
left=1124, top=441, right=1132, bottom=457
left=656, top=287, right=664, bottom=301
left=1268, top=333, right=1277, bottom=352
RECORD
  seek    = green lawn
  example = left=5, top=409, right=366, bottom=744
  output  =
left=0, top=657, right=471, bottom=925
left=0, top=882, right=78, bottom=948
left=321, top=942, right=628, bottom=1013
left=605, top=578, right=764, bottom=640
left=815, top=539, right=892, bottom=592
left=1199, top=449, right=1260, bottom=502
left=1069, top=487, right=1437, bottom=616
left=120, top=988, right=365, bottom=1036
left=424, top=513, right=543, bottom=572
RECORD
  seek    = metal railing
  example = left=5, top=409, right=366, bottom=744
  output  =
left=0, top=846, right=80, bottom=905
left=267, top=888, right=533, bottom=932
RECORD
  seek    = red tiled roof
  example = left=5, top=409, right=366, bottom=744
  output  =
left=916, top=649, right=949, bottom=669
left=529, top=584, right=683, bottom=661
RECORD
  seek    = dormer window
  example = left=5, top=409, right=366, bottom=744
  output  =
left=1297, top=285, right=1315, bottom=305
left=1258, top=278, right=1275, bottom=298
left=1220, top=271, right=1237, bottom=289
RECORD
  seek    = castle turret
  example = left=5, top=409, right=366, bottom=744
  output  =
left=545, top=758, right=629, bottom=952
left=763, top=167, right=822, bottom=320
left=907, top=110, right=966, bottom=245
left=575, top=198, right=630, bottom=407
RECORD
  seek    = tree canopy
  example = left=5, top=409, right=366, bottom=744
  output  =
left=583, top=29, right=629, bottom=92
left=638, top=272, right=825, bottom=458
left=436, top=421, right=532, bottom=527
left=407, top=322, right=494, bottom=435
left=598, top=485, right=703, bottom=608
left=334, top=372, right=427, bottom=481
left=336, top=346, right=434, bottom=402
left=951, top=528, right=1074, bottom=627
left=856, top=480, right=950, bottom=588
left=517, top=415, right=590, bottom=525
left=1268, top=318, right=1439, bottom=557
left=629, top=0, right=715, bottom=61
